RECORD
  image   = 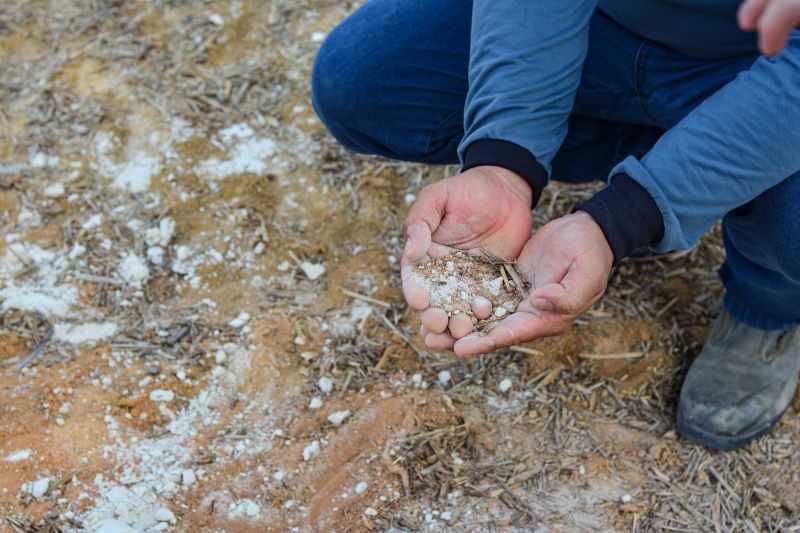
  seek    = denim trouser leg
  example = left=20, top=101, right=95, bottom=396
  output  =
left=311, top=1, right=800, bottom=328
left=720, top=173, right=800, bottom=330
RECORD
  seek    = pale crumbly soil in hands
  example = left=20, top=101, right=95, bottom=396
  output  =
left=1, top=1, right=800, bottom=532
left=410, top=252, right=525, bottom=331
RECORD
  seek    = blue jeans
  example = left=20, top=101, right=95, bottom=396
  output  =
left=311, top=0, right=800, bottom=331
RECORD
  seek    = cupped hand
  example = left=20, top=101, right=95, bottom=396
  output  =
left=739, top=0, right=800, bottom=56
left=400, top=165, right=533, bottom=349
left=452, top=210, right=614, bottom=356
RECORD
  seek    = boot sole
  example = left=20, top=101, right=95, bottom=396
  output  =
left=677, top=405, right=789, bottom=451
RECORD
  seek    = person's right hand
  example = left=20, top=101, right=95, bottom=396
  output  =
left=400, top=165, right=533, bottom=349
left=739, top=0, right=800, bottom=56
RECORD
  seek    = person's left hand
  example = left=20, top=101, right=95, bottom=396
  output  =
left=437, top=210, right=614, bottom=356
left=739, top=0, right=800, bottom=56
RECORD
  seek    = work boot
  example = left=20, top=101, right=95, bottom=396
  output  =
left=677, top=308, right=800, bottom=451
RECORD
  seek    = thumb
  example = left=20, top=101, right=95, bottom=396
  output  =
left=530, top=258, right=605, bottom=316
left=403, top=185, right=445, bottom=261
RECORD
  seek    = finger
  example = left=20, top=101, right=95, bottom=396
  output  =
left=401, top=266, right=430, bottom=310
left=738, top=0, right=768, bottom=30
left=530, top=257, right=605, bottom=316
left=757, top=0, right=800, bottom=55
left=425, top=331, right=455, bottom=351
left=422, top=308, right=449, bottom=333
left=453, top=310, right=567, bottom=356
left=403, top=186, right=444, bottom=260
left=404, top=224, right=432, bottom=262
left=471, top=296, right=493, bottom=320
left=448, top=313, right=474, bottom=339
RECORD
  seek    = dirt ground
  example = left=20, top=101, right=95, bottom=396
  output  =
left=1, top=1, right=799, bottom=532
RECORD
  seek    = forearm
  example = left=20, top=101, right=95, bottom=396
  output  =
left=580, top=36, right=800, bottom=259
left=460, top=0, right=597, bottom=207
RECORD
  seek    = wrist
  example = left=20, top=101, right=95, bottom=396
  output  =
left=572, top=210, right=614, bottom=267
left=461, top=139, right=547, bottom=207
left=479, top=165, right=533, bottom=206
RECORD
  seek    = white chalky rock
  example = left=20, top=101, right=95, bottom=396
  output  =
left=318, top=377, right=334, bottom=393
left=303, top=440, right=320, bottom=461
left=43, top=183, right=65, bottom=198
left=96, top=520, right=138, bottom=533
left=300, top=261, right=326, bottom=280
left=153, top=507, right=175, bottom=522
left=498, top=378, right=513, bottom=393
left=327, top=410, right=351, bottom=426
left=181, top=469, right=197, bottom=487
left=5, top=449, right=32, bottom=462
left=437, top=370, right=452, bottom=384
left=355, top=482, right=368, bottom=494
left=494, top=307, right=507, bottom=318
left=228, top=312, right=250, bottom=328
left=119, top=253, right=150, bottom=289
left=149, top=389, right=175, bottom=402
left=244, top=500, right=260, bottom=517
left=620, top=494, right=632, bottom=504
left=208, top=12, right=225, bottom=26
left=214, top=350, right=227, bottom=365
left=23, top=477, right=50, bottom=499
left=309, top=397, right=323, bottom=409
left=364, top=507, right=378, bottom=516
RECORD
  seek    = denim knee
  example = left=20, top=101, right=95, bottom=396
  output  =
left=310, top=14, right=386, bottom=154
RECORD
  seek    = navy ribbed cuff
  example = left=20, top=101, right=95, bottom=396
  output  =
left=462, top=139, right=547, bottom=208
left=574, top=174, right=664, bottom=263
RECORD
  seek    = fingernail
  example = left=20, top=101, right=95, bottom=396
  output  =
left=532, top=297, right=554, bottom=311
left=405, top=237, right=415, bottom=256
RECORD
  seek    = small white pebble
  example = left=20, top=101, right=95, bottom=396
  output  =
left=208, top=13, right=225, bottom=26
left=311, top=31, right=326, bottom=43
left=578, top=465, right=586, bottom=476
left=301, top=261, right=326, bottom=280
left=437, top=370, right=452, bottom=384
left=253, top=242, right=266, bottom=255
left=411, top=373, right=422, bottom=384
left=494, top=307, right=507, bottom=318
left=228, top=312, right=250, bottom=328
left=327, top=410, right=351, bottom=426
left=445, top=261, right=455, bottom=272
left=214, top=350, right=227, bottom=365
left=153, top=507, right=175, bottom=523
left=318, top=377, right=334, bottom=394
left=43, top=183, right=65, bottom=198
left=403, top=193, right=416, bottom=204
left=354, top=481, right=368, bottom=494
left=309, top=397, right=323, bottom=409
left=244, top=500, right=260, bottom=517
left=364, top=507, right=378, bottom=517
left=440, top=511, right=453, bottom=521
left=149, top=389, right=174, bottom=402
left=303, top=440, right=320, bottom=461
left=273, top=470, right=285, bottom=481
left=181, top=469, right=196, bottom=487
left=498, top=378, right=513, bottom=393
left=620, top=494, right=632, bottom=504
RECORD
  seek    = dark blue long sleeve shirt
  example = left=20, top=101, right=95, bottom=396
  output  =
left=458, top=1, right=800, bottom=260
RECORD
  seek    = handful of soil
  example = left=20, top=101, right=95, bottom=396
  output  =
left=409, top=251, right=529, bottom=333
